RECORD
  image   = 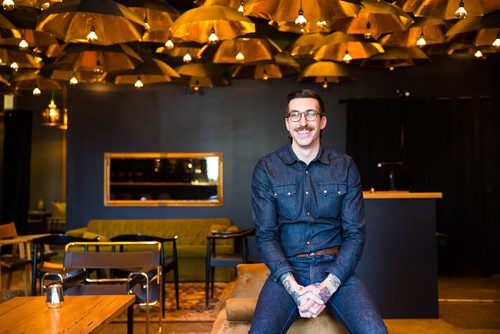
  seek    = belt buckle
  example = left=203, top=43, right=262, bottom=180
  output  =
left=308, top=251, right=315, bottom=257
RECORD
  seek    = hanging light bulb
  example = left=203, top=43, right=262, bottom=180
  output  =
left=143, top=18, right=151, bottom=31
left=262, top=70, right=269, bottom=81
left=316, top=20, right=327, bottom=31
left=235, top=50, right=245, bottom=62
left=493, top=34, right=500, bottom=48
left=295, top=0, right=307, bottom=29
left=192, top=80, right=200, bottom=92
left=322, top=78, right=328, bottom=89
left=19, top=32, right=29, bottom=51
left=33, top=87, right=42, bottom=96
left=416, top=33, right=427, bottom=47
left=165, top=37, right=174, bottom=50
left=87, top=26, right=98, bottom=42
left=183, top=50, right=192, bottom=63
left=134, top=78, right=144, bottom=89
left=10, top=62, right=19, bottom=71
left=455, top=1, right=467, bottom=19
left=2, top=0, right=14, bottom=10
left=238, top=1, right=244, bottom=13
left=364, top=21, right=372, bottom=39
left=343, top=50, right=352, bottom=64
left=94, top=60, right=103, bottom=74
left=41, top=1, right=50, bottom=10
left=208, top=27, right=219, bottom=44
left=389, top=66, right=395, bottom=71
left=474, top=49, right=483, bottom=58
left=69, top=74, right=78, bottom=85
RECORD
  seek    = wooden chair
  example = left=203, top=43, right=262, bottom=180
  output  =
left=0, top=222, right=32, bottom=296
left=61, top=241, right=162, bottom=334
left=205, top=227, right=255, bottom=307
left=110, top=234, right=180, bottom=315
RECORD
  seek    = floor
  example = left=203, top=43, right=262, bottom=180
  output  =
left=2, top=273, right=499, bottom=333
left=99, top=275, right=500, bottom=334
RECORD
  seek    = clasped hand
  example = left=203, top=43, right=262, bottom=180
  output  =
left=295, top=283, right=328, bottom=318
left=281, top=272, right=340, bottom=318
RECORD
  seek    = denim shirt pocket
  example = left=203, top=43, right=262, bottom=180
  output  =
left=271, top=184, right=300, bottom=220
left=315, top=183, right=346, bottom=218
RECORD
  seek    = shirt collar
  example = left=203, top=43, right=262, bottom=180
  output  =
left=284, top=143, right=330, bottom=165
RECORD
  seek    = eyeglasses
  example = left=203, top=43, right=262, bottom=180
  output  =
left=287, top=110, right=321, bottom=122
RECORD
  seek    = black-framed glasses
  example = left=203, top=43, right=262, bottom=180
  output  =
left=287, top=110, right=321, bottom=122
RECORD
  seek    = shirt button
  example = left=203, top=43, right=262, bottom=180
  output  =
left=287, top=192, right=291, bottom=195
left=305, top=171, right=308, bottom=174
left=305, top=191, right=309, bottom=195
left=306, top=241, right=311, bottom=245
left=337, top=190, right=342, bottom=195
left=323, top=190, right=327, bottom=194
left=306, top=211, right=310, bottom=216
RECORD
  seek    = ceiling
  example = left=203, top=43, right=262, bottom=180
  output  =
left=0, top=0, right=499, bottom=94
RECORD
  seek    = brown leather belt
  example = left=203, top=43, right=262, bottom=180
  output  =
left=295, top=247, right=340, bottom=258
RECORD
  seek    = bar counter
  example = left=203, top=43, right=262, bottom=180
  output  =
left=356, top=191, right=442, bottom=318
left=363, top=190, right=443, bottom=199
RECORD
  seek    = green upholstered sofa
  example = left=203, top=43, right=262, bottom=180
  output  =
left=66, top=218, right=235, bottom=282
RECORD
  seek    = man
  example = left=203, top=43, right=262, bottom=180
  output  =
left=250, top=89, right=387, bottom=334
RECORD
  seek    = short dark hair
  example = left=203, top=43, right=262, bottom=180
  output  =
left=285, top=89, right=326, bottom=117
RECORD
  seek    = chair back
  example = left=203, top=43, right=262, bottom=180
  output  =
left=31, top=234, right=98, bottom=296
left=0, top=222, right=17, bottom=239
left=64, top=241, right=161, bottom=270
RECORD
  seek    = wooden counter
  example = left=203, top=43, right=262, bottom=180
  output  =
left=356, top=192, right=442, bottom=318
left=363, top=190, right=442, bottom=199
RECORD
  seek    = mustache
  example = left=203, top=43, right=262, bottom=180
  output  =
left=296, top=125, right=314, bottom=131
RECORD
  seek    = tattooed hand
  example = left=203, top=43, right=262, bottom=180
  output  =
left=298, top=274, right=341, bottom=318
left=280, top=272, right=307, bottom=307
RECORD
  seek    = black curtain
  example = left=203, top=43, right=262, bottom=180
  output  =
left=2, top=110, right=32, bottom=235
left=346, top=97, right=499, bottom=275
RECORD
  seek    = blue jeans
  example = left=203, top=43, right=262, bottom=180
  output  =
left=249, top=255, right=387, bottom=334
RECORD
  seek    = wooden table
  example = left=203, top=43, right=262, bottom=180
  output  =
left=0, top=295, right=135, bottom=333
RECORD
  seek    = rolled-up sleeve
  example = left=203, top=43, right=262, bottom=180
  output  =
left=252, top=159, right=293, bottom=281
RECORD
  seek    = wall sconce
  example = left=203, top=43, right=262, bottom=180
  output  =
left=41, top=92, right=61, bottom=126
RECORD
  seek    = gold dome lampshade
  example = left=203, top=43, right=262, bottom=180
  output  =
left=170, top=5, right=255, bottom=43
left=211, top=35, right=282, bottom=64
left=113, top=57, right=180, bottom=86
left=53, top=43, right=143, bottom=73
left=298, top=60, right=356, bottom=89
left=116, top=0, right=180, bottom=43
left=36, top=0, right=147, bottom=45
left=312, top=31, right=385, bottom=62
left=230, top=53, right=300, bottom=79
left=333, top=1, right=414, bottom=38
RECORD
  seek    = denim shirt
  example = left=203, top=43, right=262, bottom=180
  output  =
left=251, top=143, right=366, bottom=283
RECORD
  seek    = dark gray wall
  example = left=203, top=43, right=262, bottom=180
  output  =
left=66, top=55, right=499, bottom=233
